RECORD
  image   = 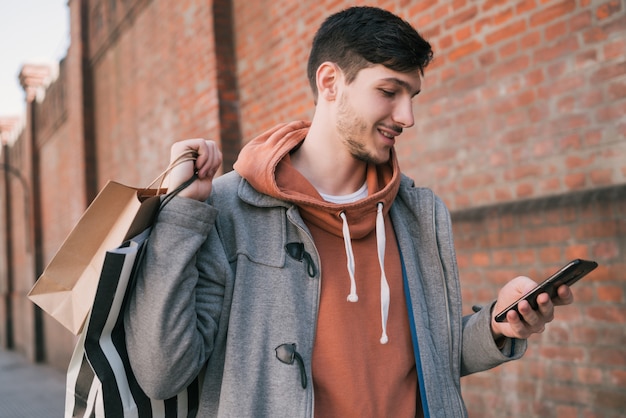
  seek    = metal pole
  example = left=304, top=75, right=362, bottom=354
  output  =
left=1, top=144, right=14, bottom=349
left=0, top=152, right=34, bottom=352
left=28, top=102, right=45, bottom=363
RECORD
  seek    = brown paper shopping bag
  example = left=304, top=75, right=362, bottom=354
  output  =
left=28, top=183, right=162, bottom=335
left=28, top=151, right=197, bottom=335
left=65, top=180, right=201, bottom=418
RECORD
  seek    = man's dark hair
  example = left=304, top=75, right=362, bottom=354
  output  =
left=307, top=6, right=434, bottom=100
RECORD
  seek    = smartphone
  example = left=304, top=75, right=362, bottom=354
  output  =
left=494, top=259, right=598, bottom=323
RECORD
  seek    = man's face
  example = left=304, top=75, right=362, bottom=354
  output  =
left=334, top=64, right=422, bottom=165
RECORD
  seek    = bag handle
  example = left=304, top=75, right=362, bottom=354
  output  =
left=158, top=149, right=203, bottom=209
left=143, top=149, right=200, bottom=195
left=122, top=150, right=202, bottom=242
left=159, top=173, right=198, bottom=209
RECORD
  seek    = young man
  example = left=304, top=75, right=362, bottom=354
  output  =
left=125, top=7, right=572, bottom=417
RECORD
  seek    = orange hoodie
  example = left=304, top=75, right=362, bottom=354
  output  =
left=234, top=121, right=420, bottom=417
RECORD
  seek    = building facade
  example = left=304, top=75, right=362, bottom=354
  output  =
left=0, top=0, right=624, bottom=416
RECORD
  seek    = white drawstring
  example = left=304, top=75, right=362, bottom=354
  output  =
left=340, top=204, right=390, bottom=344
left=340, top=211, right=359, bottom=302
left=376, top=202, right=389, bottom=344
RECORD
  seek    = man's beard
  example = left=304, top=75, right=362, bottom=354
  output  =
left=336, top=93, right=386, bottom=165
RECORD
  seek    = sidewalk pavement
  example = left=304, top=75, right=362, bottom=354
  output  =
left=0, top=349, right=66, bottom=417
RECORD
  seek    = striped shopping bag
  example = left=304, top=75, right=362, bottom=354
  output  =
left=62, top=155, right=202, bottom=418
left=64, top=228, right=201, bottom=418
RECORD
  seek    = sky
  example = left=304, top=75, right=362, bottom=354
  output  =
left=0, top=0, right=70, bottom=116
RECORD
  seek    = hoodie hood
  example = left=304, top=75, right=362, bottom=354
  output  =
left=234, top=120, right=402, bottom=344
left=233, top=120, right=401, bottom=239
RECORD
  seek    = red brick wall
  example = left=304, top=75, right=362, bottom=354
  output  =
left=34, top=0, right=91, bottom=369
left=232, top=0, right=319, bottom=139
left=0, top=0, right=623, bottom=416
left=4, top=122, right=38, bottom=361
left=89, top=0, right=221, bottom=189
left=455, top=188, right=625, bottom=417
left=37, top=90, right=84, bottom=369
left=402, top=0, right=626, bottom=211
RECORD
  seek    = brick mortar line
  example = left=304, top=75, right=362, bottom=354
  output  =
left=451, top=183, right=626, bottom=221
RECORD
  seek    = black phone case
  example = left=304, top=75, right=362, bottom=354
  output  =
left=494, top=259, right=598, bottom=323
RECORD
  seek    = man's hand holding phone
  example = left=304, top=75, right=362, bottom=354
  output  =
left=490, top=278, right=571, bottom=341
left=489, top=259, right=597, bottom=342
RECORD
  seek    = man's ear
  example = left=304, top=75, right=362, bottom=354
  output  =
left=316, top=62, right=341, bottom=101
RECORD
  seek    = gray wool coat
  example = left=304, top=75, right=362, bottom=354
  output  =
left=125, top=171, right=526, bottom=417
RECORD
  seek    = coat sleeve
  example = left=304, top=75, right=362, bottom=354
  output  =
left=431, top=194, right=527, bottom=376
left=124, top=196, right=230, bottom=399
left=460, top=301, right=527, bottom=376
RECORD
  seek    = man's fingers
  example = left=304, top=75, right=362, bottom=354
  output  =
left=189, top=140, right=222, bottom=179
left=167, top=139, right=223, bottom=201
left=535, top=293, right=555, bottom=320
left=553, top=284, right=574, bottom=306
left=492, top=278, right=576, bottom=341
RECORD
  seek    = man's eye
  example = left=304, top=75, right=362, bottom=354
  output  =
left=380, top=89, right=395, bottom=97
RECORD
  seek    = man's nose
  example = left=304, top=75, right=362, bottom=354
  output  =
left=393, top=98, right=415, bottom=128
